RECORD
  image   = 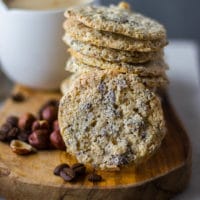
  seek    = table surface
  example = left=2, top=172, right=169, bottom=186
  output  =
left=0, top=40, right=200, bottom=200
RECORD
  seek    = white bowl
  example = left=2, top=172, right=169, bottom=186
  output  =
left=0, top=0, right=91, bottom=90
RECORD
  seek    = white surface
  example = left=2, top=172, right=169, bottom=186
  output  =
left=0, top=40, right=199, bottom=199
left=165, top=40, right=200, bottom=200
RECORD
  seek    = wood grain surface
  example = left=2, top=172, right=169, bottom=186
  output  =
left=0, top=85, right=191, bottom=200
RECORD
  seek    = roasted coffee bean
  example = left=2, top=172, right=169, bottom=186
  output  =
left=60, top=168, right=76, bottom=182
left=88, top=173, right=102, bottom=182
left=6, top=116, right=19, bottom=127
left=71, top=163, right=86, bottom=175
left=7, top=127, right=19, bottom=142
left=11, top=92, right=25, bottom=103
left=53, top=163, right=69, bottom=176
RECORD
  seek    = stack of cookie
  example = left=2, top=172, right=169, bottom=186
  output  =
left=61, top=2, right=168, bottom=94
left=59, top=2, right=168, bottom=170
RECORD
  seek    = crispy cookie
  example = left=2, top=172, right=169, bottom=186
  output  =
left=63, top=35, right=163, bottom=64
left=65, top=3, right=166, bottom=40
left=60, top=73, right=80, bottom=95
left=68, top=49, right=168, bottom=76
left=63, top=20, right=167, bottom=52
left=65, top=58, right=168, bottom=89
left=59, top=70, right=166, bottom=169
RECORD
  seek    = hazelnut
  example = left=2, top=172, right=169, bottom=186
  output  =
left=6, top=116, right=19, bottom=127
left=0, top=123, right=12, bottom=134
left=6, top=127, right=19, bottom=142
left=0, top=132, right=7, bottom=141
left=0, top=123, right=12, bottom=142
left=50, top=130, right=66, bottom=150
left=0, top=123, right=19, bottom=142
left=18, top=113, right=36, bottom=131
left=118, top=2, right=130, bottom=10
left=17, top=130, right=31, bottom=143
left=32, top=120, right=49, bottom=132
left=10, top=140, right=37, bottom=155
left=53, top=120, right=59, bottom=131
left=41, top=106, right=58, bottom=123
left=38, top=99, right=59, bottom=120
left=28, top=130, right=49, bottom=150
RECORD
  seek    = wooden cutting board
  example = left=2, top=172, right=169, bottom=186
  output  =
left=0, top=85, right=191, bottom=200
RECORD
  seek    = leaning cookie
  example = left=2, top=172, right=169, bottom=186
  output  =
left=68, top=49, right=168, bottom=76
left=65, top=58, right=168, bottom=89
left=65, top=2, right=166, bottom=40
left=60, top=73, right=81, bottom=95
left=63, top=35, right=163, bottom=64
left=63, top=20, right=167, bottom=52
left=59, top=70, right=166, bottom=169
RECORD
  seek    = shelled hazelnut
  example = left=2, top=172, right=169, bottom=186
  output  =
left=41, top=106, right=58, bottom=123
left=18, top=113, right=36, bottom=131
left=28, top=129, right=49, bottom=150
left=32, top=120, right=49, bottom=132
left=53, top=120, right=59, bottom=131
left=50, top=130, right=66, bottom=150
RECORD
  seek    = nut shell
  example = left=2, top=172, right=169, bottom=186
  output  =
left=10, top=140, right=37, bottom=155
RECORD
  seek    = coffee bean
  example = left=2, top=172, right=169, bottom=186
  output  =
left=88, top=173, right=102, bottom=182
left=53, top=163, right=69, bottom=176
left=71, top=163, right=86, bottom=175
left=60, top=168, right=76, bottom=182
left=6, top=116, right=19, bottom=127
left=11, top=93, right=25, bottom=103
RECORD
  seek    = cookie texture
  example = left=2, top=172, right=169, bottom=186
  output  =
left=60, top=73, right=80, bottom=95
left=65, top=58, right=168, bottom=89
left=63, top=20, right=167, bottom=52
left=68, top=49, right=168, bottom=76
left=65, top=4, right=166, bottom=40
left=59, top=70, right=166, bottom=169
left=63, top=35, right=163, bottom=64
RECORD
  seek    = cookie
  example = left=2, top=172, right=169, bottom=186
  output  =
left=63, top=20, right=167, bottom=52
left=65, top=58, right=168, bottom=89
left=65, top=3, right=166, bottom=40
left=60, top=73, right=80, bottom=95
left=63, top=35, right=163, bottom=64
left=59, top=70, right=166, bottom=169
left=68, top=49, right=168, bottom=76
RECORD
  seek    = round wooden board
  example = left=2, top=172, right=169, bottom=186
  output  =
left=0, top=86, right=191, bottom=200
